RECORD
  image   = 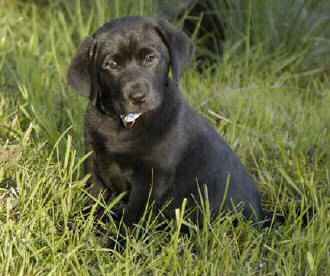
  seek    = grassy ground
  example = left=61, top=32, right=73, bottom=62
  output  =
left=0, top=1, right=329, bottom=275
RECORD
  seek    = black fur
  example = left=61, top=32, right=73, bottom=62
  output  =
left=67, top=16, right=263, bottom=227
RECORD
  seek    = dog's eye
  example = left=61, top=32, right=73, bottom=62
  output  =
left=103, top=60, right=119, bottom=70
left=144, top=54, right=156, bottom=64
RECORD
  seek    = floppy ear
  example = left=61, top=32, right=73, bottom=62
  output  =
left=156, top=19, right=195, bottom=84
left=67, top=36, right=99, bottom=105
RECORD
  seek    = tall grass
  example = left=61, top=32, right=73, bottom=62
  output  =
left=211, top=0, right=330, bottom=79
left=0, top=0, right=329, bottom=274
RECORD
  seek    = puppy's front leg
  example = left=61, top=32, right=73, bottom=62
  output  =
left=85, top=151, right=111, bottom=205
left=118, top=171, right=173, bottom=227
left=123, top=173, right=151, bottom=227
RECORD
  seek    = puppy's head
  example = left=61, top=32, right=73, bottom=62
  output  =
left=67, top=16, right=194, bottom=126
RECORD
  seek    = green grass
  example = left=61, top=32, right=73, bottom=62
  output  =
left=0, top=0, right=329, bottom=275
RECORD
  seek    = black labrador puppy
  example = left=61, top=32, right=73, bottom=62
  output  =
left=67, top=16, right=263, bottom=227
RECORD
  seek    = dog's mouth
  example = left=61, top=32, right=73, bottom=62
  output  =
left=120, top=112, right=142, bottom=128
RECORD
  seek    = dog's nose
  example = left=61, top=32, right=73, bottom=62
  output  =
left=129, top=91, right=147, bottom=105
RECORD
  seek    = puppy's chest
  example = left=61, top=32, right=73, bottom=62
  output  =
left=98, top=159, right=134, bottom=194
left=94, top=128, right=148, bottom=156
